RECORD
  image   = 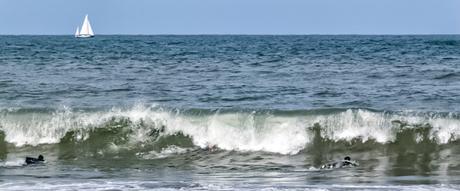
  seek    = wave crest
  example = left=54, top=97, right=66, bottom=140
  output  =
left=1, top=105, right=460, bottom=155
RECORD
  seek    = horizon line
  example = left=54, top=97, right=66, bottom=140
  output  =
left=0, top=33, right=459, bottom=36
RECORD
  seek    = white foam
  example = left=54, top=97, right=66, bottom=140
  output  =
left=0, top=159, right=25, bottom=167
left=310, top=109, right=394, bottom=143
left=136, top=145, right=189, bottom=159
left=430, top=116, right=460, bottom=144
left=161, top=145, right=188, bottom=155
left=0, top=107, right=76, bottom=146
left=0, top=180, right=458, bottom=191
left=164, top=112, right=310, bottom=155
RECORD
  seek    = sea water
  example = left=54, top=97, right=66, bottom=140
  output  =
left=1, top=35, right=460, bottom=190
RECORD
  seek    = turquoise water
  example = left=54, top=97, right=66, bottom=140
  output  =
left=1, top=35, right=460, bottom=190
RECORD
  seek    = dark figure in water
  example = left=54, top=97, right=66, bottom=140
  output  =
left=25, top=155, right=44, bottom=165
left=320, top=156, right=358, bottom=169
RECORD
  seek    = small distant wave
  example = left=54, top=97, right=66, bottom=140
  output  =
left=425, top=40, right=460, bottom=46
left=433, top=72, right=460, bottom=80
left=169, top=51, right=199, bottom=57
left=1, top=105, right=460, bottom=157
left=221, top=95, right=270, bottom=102
left=313, top=90, right=344, bottom=97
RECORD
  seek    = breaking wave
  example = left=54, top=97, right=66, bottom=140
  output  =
left=1, top=104, right=460, bottom=156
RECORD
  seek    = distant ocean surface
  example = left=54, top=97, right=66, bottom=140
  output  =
left=1, top=35, right=460, bottom=190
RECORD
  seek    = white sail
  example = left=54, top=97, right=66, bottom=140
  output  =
left=75, top=27, right=80, bottom=37
left=77, top=14, right=94, bottom=37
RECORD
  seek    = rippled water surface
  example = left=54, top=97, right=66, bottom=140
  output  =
left=1, top=35, right=460, bottom=190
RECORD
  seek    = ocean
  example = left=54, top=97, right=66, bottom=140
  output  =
left=1, top=35, right=460, bottom=190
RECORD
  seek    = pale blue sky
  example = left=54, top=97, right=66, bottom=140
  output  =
left=0, top=0, right=459, bottom=35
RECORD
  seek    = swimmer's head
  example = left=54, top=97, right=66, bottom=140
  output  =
left=38, top=155, right=44, bottom=161
left=344, top=156, right=351, bottom=161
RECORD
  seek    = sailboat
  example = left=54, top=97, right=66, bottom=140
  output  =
left=75, top=15, right=94, bottom=38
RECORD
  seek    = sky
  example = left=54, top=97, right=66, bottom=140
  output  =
left=0, top=0, right=459, bottom=35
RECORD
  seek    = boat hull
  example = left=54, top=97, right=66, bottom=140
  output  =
left=75, top=35, right=94, bottom=38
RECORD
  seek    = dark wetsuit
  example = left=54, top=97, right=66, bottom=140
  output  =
left=25, top=155, right=44, bottom=165
left=320, top=156, right=358, bottom=169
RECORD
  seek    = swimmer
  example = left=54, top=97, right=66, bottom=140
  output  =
left=320, top=156, right=358, bottom=169
left=25, top=155, right=44, bottom=165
